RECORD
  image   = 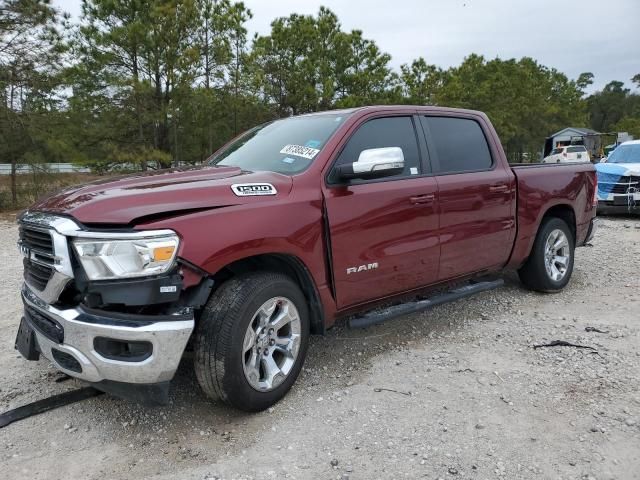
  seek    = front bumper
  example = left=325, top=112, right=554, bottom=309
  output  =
left=21, top=283, right=194, bottom=386
left=597, top=200, right=640, bottom=214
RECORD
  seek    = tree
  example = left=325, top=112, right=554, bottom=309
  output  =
left=335, top=29, right=398, bottom=107
left=6, top=3, right=640, bottom=211
left=0, top=0, right=66, bottom=206
left=612, top=116, right=640, bottom=139
left=73, top=0, right=201, bottom=169
left=252, top=7, right=396, bottom=114
left=576, top=72, right=594, bottom=91
left=73, top=0, right=159, bottom=170
left=587, top=81, right=631, bottom=132
left=435, top=55, right=587, bottom=161
left=400, top=57, right=443, bottom=105
left=194, top=0, right=252, bottom=143
left=252, top=12, right=320, bottom=115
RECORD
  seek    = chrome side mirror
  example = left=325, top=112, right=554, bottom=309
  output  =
left=335, top=147, right=405, bottom=180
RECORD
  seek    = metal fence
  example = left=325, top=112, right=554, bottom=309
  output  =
left=0, top=163, right=91, bottom=175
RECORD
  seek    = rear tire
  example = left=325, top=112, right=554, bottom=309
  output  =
left=518, top=217, right=575, bottom=292
left=194, top=272, right=309, bottom=412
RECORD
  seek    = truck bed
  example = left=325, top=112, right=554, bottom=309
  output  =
left=507, top=162, right=597, bottom=268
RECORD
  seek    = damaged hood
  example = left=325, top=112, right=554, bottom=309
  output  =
left=595, top=162, right=640, bottom=199
left=596, top=162, right=640, bottom=176
left=29, top=166, right=293, bottom=225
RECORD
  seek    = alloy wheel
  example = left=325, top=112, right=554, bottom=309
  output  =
left=242, top=297, right=302, bottom=392
left=544, top=229, right=570, bottom=282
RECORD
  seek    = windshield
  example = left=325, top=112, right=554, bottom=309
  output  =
left=607, top=143, right=640, bottom=164
left=551, top=148, right=563, bottom=155
left=209, top=114, right=349, bottom=174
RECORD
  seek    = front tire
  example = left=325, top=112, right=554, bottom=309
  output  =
left=518, top=217, right=575, bottom=292
left=194, top=272, right=309, bottom=412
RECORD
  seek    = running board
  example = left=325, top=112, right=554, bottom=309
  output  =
left=348, top=279, right=504, bottom=329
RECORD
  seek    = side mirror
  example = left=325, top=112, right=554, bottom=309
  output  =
left=335, top=147, right=405, bottom=180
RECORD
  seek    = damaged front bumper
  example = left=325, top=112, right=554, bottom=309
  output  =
left=19, top=283, right=194, bottom=404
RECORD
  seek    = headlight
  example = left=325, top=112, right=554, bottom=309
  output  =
left=72, top=233, right=179, bottom=280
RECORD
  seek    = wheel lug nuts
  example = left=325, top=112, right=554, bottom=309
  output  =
left=269, top=339, right=275, bottom=346
left=268, top=328, right=274, bottom=335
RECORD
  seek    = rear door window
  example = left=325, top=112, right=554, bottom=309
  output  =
left=422, top=116, right=493, bottom=174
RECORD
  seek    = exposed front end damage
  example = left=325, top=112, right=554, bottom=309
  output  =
left=15, top=211, right=212, bottom=404
left=596, top=163, right=640, bottom=213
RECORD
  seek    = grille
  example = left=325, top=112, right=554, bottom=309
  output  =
left=25, top=304, right=64, bottom=343
left=19, top=223, right=55, bottom=292
left=19, top=225, right=54, bottom=255
left=23, top=257, right=53, bottom=291
left=610, top=176, right=640, bottom=194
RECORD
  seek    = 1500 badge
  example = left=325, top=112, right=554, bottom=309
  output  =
left=231, top=183, right=278, bottom=196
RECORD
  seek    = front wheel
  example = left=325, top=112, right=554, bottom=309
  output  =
left=518, top=217, right=575, bottom=292
left=194, top=272, right=309, bottom=412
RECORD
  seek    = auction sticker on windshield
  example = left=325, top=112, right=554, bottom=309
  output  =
left=280, top=144, right=320, bottom=160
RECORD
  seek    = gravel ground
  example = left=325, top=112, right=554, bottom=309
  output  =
left=1, top=216, right=639, bottom=480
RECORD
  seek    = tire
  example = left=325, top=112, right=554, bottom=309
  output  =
left=194, top=272, right=309, bottom=412
left=518, top=217, right=575, bottom=293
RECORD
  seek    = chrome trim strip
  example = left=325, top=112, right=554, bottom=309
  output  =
left=25, top=271, right=71, bottom=305
left=18, top=241, right=57, bottom=266
left=20, top=210, right=176, bottom=239
left=68, top=229, right=177, bottom=240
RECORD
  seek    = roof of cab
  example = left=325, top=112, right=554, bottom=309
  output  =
left=298, top=105, right=487, bottom=117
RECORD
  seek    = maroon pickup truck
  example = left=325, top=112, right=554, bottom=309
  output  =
left=15, top=106, right=597, bottom=411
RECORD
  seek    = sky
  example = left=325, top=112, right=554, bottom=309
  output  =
left=52, top=0, right=639, bottom=93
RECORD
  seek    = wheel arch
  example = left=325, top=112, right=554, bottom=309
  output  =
left=508, top=202, right=578, bottom=270
left=540, top=203, right=576, bottom=242
left=211, top=253, right=325, bottom=335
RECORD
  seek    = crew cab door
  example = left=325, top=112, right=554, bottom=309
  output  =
left=323, top=115, right=440, bottom=308
left=419, top=115, right=516, bottom=280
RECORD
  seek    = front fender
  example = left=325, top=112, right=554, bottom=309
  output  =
left=139, top=199, right=329, bottom=294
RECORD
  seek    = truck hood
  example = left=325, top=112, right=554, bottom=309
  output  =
left=29, top=166, right=293, bottom=225
left=595, top=162, right=640, bottom=199
left=595, top=162, right=640, bottom=176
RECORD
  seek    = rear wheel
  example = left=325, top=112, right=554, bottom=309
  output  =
left=518, top=217, right=574, bottom=292
left=194, top=272, right=309, bottom=412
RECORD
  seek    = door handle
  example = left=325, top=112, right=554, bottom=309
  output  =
left=410, top=194, right=435, bottom=204
left=489, top=184, right=509, bottom=193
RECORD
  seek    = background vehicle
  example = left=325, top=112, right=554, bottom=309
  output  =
left=542, top=145, right=590, bottom=163
left=595, top=139, right=640, bottom=213
left=15, top=106, right=597, bottom=411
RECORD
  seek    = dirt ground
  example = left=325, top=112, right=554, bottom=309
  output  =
left=0, top=216, right=639, bottom=480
